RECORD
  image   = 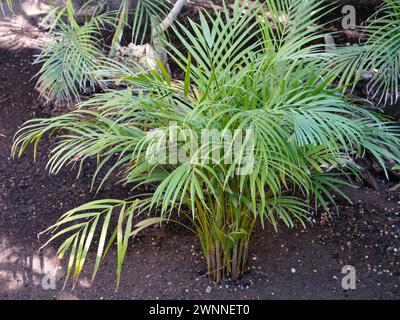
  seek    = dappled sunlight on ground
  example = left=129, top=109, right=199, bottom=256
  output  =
left=0, top=0, right=50, bottom=51
left=0, top=236, right=62, bottom=291
left=0, top=15, right=48, bottom=50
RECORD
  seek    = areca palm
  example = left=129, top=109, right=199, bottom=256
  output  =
left=33, top=0, right=183, bottom=104
left=328, top=0, right=400, bottom=106
left=108, top=0, right=175, bottom=56
left=33, top=0, right=117, bottom=104
left=12, top=0, right=400, bottom=286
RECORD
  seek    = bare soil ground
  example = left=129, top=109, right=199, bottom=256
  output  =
left=0, top=1, right=399, bottom=300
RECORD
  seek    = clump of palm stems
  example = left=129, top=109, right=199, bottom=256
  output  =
left=328, top=0, right=400, bottom=106
left=108, top=0, right=173, bottom=57
left=12, top=0, right=400, bottom=286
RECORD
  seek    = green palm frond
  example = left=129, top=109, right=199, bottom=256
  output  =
left=34, top=0, right=116, bottom=104
left=39, top=199, right=165, bottom=288
left=34, top=0, right=181, bottom=103
left=363, top=0, right=400, bottom=105
left=328, top=0, right=400, bottom=105
left=109, top=0, right=172, bottom=57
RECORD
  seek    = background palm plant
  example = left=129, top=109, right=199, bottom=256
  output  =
left=33, top=0, right=184, bottom=104
left=12, top=0, right=400, bottom=286
left=107, top=0, right=174, bottom=57
left=328, top=0, right=400, bottom=106
left=34, top=0, right=115, bottom=104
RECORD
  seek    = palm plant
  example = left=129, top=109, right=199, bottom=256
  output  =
left=34, top=0, right=116, bottom=104
left=328, top=0, right=400, bottom=106
left=12, top=0, right=400, bottom=286
left=107, top=0, right=173, bottom=57
left=33, top=0, right=185, bottom=104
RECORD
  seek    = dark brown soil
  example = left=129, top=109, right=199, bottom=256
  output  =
left=0, top=47, right=399, bottom=300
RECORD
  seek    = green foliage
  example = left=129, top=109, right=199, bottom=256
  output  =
left=328, top=0, right=400, bottom=105
left=34, top=0, right=171, bottom=104
left=12, top=0, right=400, bottom=285
left=109, top=0, right=171, bottom=57
left=39, top=199, right=167, bottom=287
left=34, top=0, right=116, bottom=104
